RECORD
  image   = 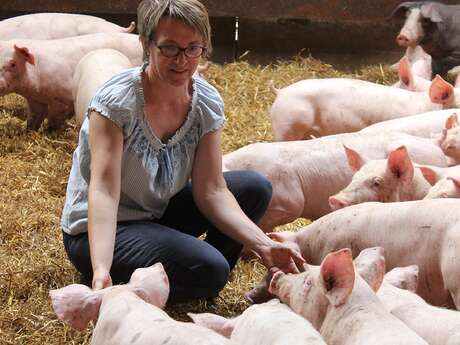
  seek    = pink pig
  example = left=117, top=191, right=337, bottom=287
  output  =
left=0, top=32, right=142, bottom=131
left=73, top=49, right=132, bottom=127
left=438, top=113, right=460, bottom=163
left=0, top=13, right=135, bottom=40
left=270, top=72, right=459, bottom=141
left=392, top=55, right=431, bottom=92
left=421, top=164, right=460, bottom=199
left=377, top=266, right=460, bottom=345
left=328, top=146, right=431, bottom=210
left=188, top=298, right=327, bottom=345
left=223, top=131, right=446, bottom=232
left=247, top=199, right=460, bottom=309
left=268, top=248, right=429, bottom=345
left=391, top=45, right=432, bottom=81
left=49, top=263, right=234, bottom=345
left=360, top=109, right=459, bottom=138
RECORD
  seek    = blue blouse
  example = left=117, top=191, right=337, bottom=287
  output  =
left=61, top=65, right=225, bottom=235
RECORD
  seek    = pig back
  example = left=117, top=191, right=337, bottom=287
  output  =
left=73, top=49, right=132, bottom=127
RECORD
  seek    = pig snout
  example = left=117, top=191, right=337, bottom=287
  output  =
left=328, top=196, right=349, bottom=211
left=397, top=33, right=411, bottom=47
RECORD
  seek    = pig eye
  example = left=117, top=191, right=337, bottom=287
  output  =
left=372, top=177, right=382, bottom=188
left=9, top=61, right=16, bottom=68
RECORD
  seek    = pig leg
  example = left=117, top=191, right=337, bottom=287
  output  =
left=47, top=102, right=72, bottom=131
left=26, top=99, right=47, bottom=130
left=441, top=235, right=460, bottom=310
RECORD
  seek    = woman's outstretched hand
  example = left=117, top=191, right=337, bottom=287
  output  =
left=255, top=240, right=305, bottom=274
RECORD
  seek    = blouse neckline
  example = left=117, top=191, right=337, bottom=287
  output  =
left=136, top=63, right=198, bottom=150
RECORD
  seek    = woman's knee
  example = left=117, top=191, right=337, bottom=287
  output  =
left=225, top=170, right=273, bottom=220
left=168, top=252, right=230, bottom=301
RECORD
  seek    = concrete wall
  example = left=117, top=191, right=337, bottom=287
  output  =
left=1, top=1, right=458, bottom=64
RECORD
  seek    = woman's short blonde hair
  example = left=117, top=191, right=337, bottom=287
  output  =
left=137, top=0, right=212, bottom=61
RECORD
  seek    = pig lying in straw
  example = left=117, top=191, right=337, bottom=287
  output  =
left=223, top=131, right=447, bottom=232
left=268, top=247, right=429, bottom=345
left=188, top=298, right=327, bottom=345
left=0, top=33, right=142, bottom=131
left=247, top=199, right=460, bottom=309
left=49, top=263, right=234, bottom=345
left=377, top=265, right=460, bottom=345
left=0, top=12, right=135, bottom=40
left=73, top=49, right=132, bottom=128
left=328, top=146, right=432, bottom=210
left=269, top=72, right=458, bottom=141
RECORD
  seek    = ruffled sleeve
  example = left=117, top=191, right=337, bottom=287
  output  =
left=194, top=77, right=226, bottom=138
left=86, top=67, right=140, bottom=135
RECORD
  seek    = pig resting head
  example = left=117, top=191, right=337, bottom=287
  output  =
left=268, top=248, right=355, bottom=330
left=383, top=265, right=419, bottom=293
left=353, top=247, right=386, bottom=292
left=49, top=284, right=102, bottom=331
left=439, top=113, right=460, bottom=162
left=128, top=263, right=170, bottom=309
left=423, top=175, right=460, bottom=199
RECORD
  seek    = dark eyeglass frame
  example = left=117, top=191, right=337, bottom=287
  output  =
left=152, top=41, right=206, bottom=59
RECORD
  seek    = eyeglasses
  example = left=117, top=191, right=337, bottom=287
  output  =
left=152, top=41, right=206, bottom=59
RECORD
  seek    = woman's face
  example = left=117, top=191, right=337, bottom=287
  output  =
left=147, top=17, right=204, bottom=87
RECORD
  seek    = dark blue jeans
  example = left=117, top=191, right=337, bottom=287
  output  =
left=63, top=170, right=272, bottom=303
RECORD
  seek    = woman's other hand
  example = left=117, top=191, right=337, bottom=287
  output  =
left=92, top=267, right=112, bottom=290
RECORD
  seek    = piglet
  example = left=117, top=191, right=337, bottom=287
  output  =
left=223, top=131, right=446, bottom=232
left=188, top=298, right=327, bottom=345
left=392, top=55, right=431, bottom=92
left=0, top=13, right=135, bottom=40
left=328, top=145, right=431, bottom=210
left=0, top=32, right=142, bottom=131
left=269, top=71, right=458, bottom=141
left=438, top=113, right=460, bottom=164
left=360, top=109, right=459, bottom=138
left=377, top=266, right=460, bottom=345
left=247, top=199, right=460, bottom=309
left=421, top=164, right=460, bottom=199
left=49, top=263, right=233, bottom=345
left=268, top=248, right=429, bottom=345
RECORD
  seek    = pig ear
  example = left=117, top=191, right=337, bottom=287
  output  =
left=49, top=284, right=102, bottom=331
left=421, top=3, right=443, bottom=23
left=398, top=56, right=414, bottom=90
left=268, top=270, right=286, bottom=297
left=354, top=247, right=385, bottom=293
left=447, top=176, right=460, bottom=190
left=129, top=263, right=170, bottom=309
left=418, top=166, right=441, bottom=186
left=445, top=113, right=459, bottom=130
left=187, top=313, right=236, bottom=338
left=429, top=75, right=454, bottom=104
left=389, top=2, right=412, bottom=19
left=320, top=248, right=355, bottom=307
left=13, top=44, right=36, bottom=65
left=388, top=146, right=414, bottom=184
left=385, top=265, right=419, bottom=293
left=343, top=145, right=365, bottom=172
